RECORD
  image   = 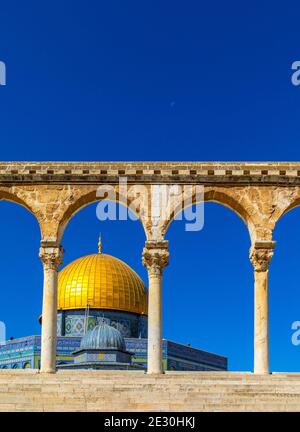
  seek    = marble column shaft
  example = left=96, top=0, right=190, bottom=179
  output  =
left=250, top=241, right=275, bottom=374
left=143, top=241, right=169, bottom=374
left=39, top=245, right=63, bottom=373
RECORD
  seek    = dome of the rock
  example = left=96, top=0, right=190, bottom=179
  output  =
left=58, top=252, right=147, bottom=315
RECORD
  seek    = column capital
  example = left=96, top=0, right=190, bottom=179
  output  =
left=142, top=240, right=169, bottom=276
left=250, top=240, right=275, bottom=272
left=39, top=244, right=64, bottom=271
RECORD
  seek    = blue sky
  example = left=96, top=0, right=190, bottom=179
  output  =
left=0, top=1, right=300, bottom=371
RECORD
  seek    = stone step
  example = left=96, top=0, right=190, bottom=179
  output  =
left=1, top=371, right=300, bottom=411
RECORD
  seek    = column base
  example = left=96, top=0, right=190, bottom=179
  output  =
left=146, top=366, right=165, bottom=375
left=40, top=369, right=56, bottom=374
left=254, top=366, right=270, bottom=374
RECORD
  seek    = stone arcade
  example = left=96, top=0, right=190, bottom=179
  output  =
left=0, top=161, right=300, bottom=376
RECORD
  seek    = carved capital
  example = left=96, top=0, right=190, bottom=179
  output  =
left=250, top=241, right=275, bottom=272
left=142, top=241, right=169, bottom=276
left=39, top=245, right=64, bottom=271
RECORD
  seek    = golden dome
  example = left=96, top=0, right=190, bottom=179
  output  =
left=58, top=253, right=147, bottom=315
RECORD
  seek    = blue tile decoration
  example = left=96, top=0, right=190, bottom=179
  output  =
left=58, top=310, right=147, bottom=338
left=0, top=334, right=227, bottom=371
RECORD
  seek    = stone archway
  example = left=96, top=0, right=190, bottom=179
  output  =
left=56, top=185, right=151, bottom=244
left=1, top=162, right=300, bottom=374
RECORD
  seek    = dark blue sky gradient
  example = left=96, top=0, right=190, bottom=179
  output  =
left=1, top=1, right=300, bottom=160
left=0, top=1, right=300, bottom=371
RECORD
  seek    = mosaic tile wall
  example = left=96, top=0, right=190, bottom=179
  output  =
left=0, top=335, right=227, bottom=371
left=167, top=340, right=227, bottom=371
left=0, top=336, right=37, bottom=369
left=57, top=310, right=147, bottom=338
left=74, top=352, right=117, bottom=363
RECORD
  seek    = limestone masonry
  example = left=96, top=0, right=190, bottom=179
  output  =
left=1, top=371, right=300, bottom=412
left=1, top=161, right=300, bottom=411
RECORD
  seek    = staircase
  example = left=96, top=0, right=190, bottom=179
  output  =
left=1, top=370, right=300, bottom=411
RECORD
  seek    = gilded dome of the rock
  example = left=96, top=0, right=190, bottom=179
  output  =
left=58, top=253, right=147, bottom=315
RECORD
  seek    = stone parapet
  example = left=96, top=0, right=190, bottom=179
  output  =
left=0, top=161, right=300, bottom=184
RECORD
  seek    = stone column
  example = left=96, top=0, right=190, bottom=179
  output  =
left=39, top=243, right=63, bottom=373
left=142, top=241, right=169, bottom=374
left=250, top=240, right=275, bottom=374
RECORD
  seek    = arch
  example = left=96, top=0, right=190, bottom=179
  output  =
left=163, top=200, right=252, bottom=371
left=0, top=190, right=41, bottom=237
left=0, top=200, right=42, bottom=359
left=0, top=190, right=33, bottom=212
left=268, top=205, right=300, bottom=372
left=57, top=188, right=149, bottom=243
left=276, top=197, right=300, bottom=225
left=162, top=189, right=254, bottom=241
